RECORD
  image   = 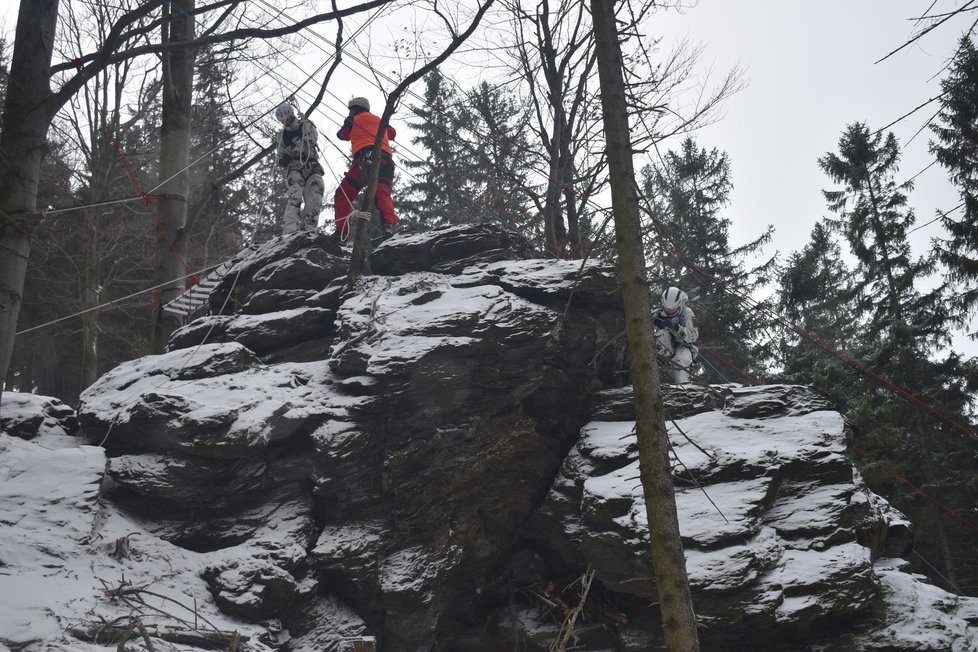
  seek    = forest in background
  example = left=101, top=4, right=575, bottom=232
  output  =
left=1, top=0, right=976, bottom=609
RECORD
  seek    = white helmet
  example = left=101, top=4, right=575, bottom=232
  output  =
left=348, top=96, right=370, bottom=111
left=661, top=286, right=688, bottom=315
left=274, top=102, right=295, bottom=123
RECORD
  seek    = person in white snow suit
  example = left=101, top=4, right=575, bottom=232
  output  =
left=275, top=102, right=325, bottom=234
left=653, top=286, right=699, bottom=383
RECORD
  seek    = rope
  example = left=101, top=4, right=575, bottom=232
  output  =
left=15, top=261, right=226, bottom=336
left=850, top=443, right=978, bottom=536
left=104, top=125, right=193, bottom=279
left=40, top=2, right=382, bottom=221
left=248, top=0, right=577, bottom=257
left=911, top=548, right=964, bottom=595
left=643, top=216, right=978, bottom=441
left=695, top=341, right=760, bottom=385
left=248, top=44, right=562, bottom=257
left=695, top=349, right=735, bottom=385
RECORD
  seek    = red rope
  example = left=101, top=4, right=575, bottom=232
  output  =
left=696, top=341, right=761, bottom=385
left=851, top=444, right=978, bottom=535
left=649, top=229, right=978, bottom=441
left=105, top=126, right=194, bottom=290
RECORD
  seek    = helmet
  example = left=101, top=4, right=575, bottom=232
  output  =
left=661, top=286, right=688, bottom=315
left=274, top=102, right=295, bottom=123
left=348, top=96, right=370, bottom=112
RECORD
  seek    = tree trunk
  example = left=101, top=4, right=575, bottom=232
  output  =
left=152, top=0, right=196, bottom=353
left=543, top=133, right=564, bottom=252
left=563, top=183, right=581, bottom=258
left=0, top=0, right=60, bottom=402
left=80, top=213, right=100, bottom=391
left=590, top=1, right=700, bottom=649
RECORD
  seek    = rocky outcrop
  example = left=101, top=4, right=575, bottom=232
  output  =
left=3, top=223, right=971, bottom=652
left=0, top=392, right=78, bottom=440
left=523, top=384, right=889, bottom=650
left=77, top=224, right=629, bottom=651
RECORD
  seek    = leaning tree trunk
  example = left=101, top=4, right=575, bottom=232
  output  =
left=0, top=0, right=61, bottom=403
left=590, top=1, right=700, bottom=649
left=152, top=0, right=196, bottom=353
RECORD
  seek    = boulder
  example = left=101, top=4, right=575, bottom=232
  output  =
left=0, top=392, right=78, bottom=440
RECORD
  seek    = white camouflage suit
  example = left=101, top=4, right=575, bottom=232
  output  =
left=277, top=117, right=325, bottom=233
left=653, top=305, right=699, bottom=383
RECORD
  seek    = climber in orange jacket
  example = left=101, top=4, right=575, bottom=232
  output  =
left=333, top=96, right=397, bottom=242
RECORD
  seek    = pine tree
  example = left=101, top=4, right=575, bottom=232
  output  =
left=820, top=121, right=978, bottom=594
left=466, top=81, right=538, bottom=236
left=401, top=69, right=477, bottom=229
left=774, top=221, right=855, bottom=387
left=930, top=35, right=978, bottom=325
left=819, top=123, right=939, bottom=359
left=641, top=137, right=774, bottom=382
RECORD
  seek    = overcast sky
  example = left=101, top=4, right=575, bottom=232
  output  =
left=651, top=0, right=970, bottom=263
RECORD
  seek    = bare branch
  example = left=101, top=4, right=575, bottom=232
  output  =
left=875, top=0, right=977, bottom=64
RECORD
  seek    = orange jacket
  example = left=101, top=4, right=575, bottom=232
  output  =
left=337, top=111, right=395, bottom=156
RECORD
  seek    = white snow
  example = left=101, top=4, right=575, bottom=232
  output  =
left=854, top=560, right=978, bottom=651
left=332, top=274, right=556, bottom=377
left=79, top=343, right=340, bottom=454
left=0, top=415, right=284, bottom=651
left=456, top=258, right=615, bottom=292
left=0, top=393, right=74, bottom=439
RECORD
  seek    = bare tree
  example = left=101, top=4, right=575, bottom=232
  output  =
left=56, top=0, right=161, bottom=388
left=507, top=0, right=597, bottom=256
left=0, top=0, right=395, bottom=397
left=491, top=0, right=742, bottom=261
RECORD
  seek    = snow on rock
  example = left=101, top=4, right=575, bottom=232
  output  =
left=207, top=230, right=344, bottom=313
left=0, top=436, right=305, bottom=650
left=853, top=559, right=978, bottom=651
left=5, top=225, right=978, bottom=652
left=0, top=392, right=78, bottom=441
left=331, top=272, right=555, bottom=383
left=529, top=383, right=978, bottom=650
left=455, top=258, right=622, bottom=308
left=722, top=383, right=835, bottom=419
left=371, top=222, right=537, bottom=275
left=284, top=596, right=369, bottom=652
left=78, top=343, right=330, bottom=458
left=0, top=433, right=104, bottom=570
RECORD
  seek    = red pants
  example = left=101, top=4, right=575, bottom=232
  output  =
left=334, top=149, right=396, bottom=231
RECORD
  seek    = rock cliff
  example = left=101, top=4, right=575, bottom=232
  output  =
left=2, top=224, right=975, bottom=652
